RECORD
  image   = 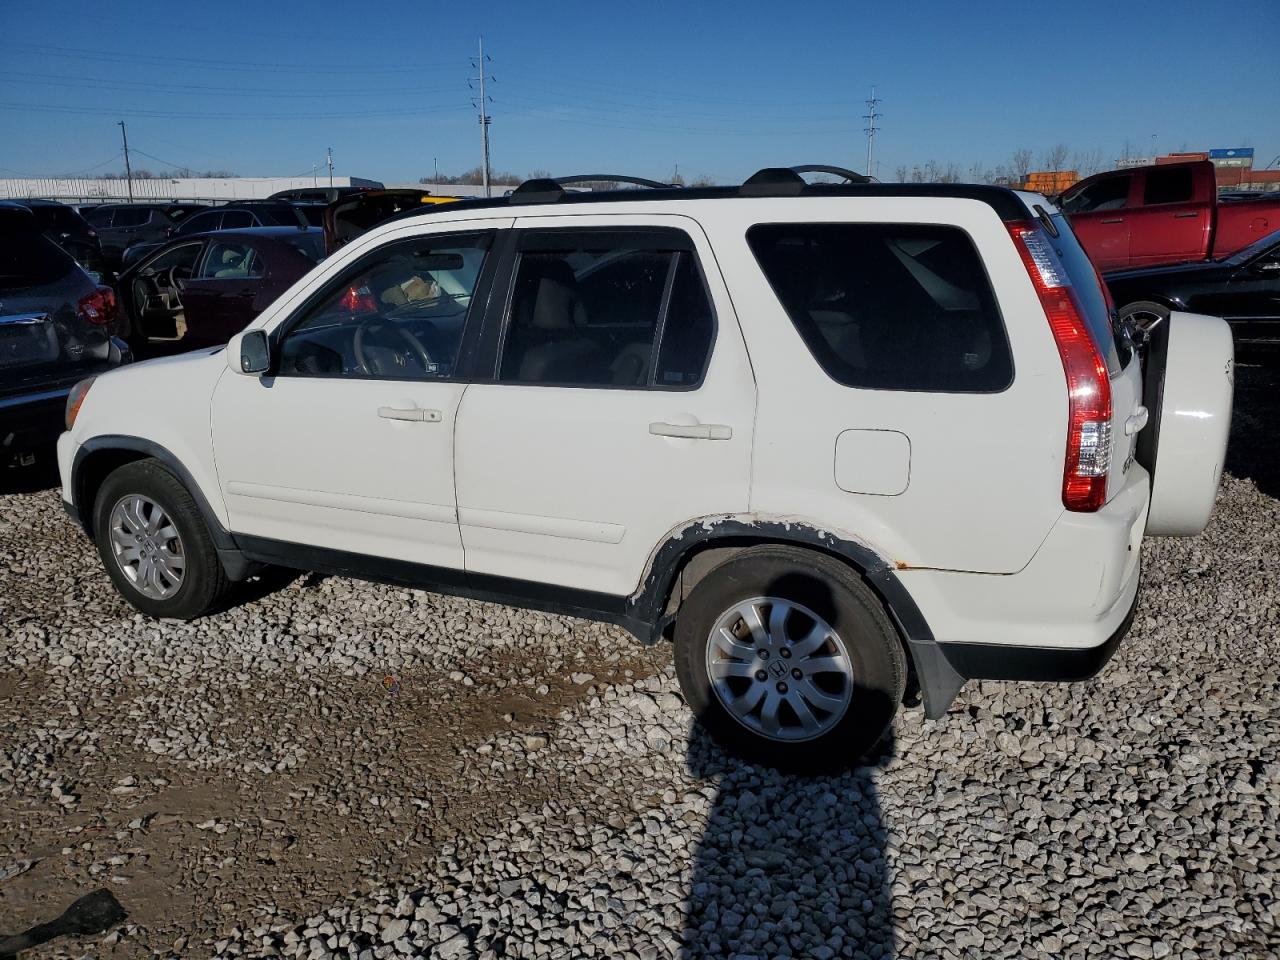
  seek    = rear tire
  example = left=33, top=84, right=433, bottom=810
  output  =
left=673, top=546, right=905, bottom=773
left=93, top=459, right=230, bottom=619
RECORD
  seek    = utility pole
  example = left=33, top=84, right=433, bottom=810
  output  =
left=117, top=121, right=134, bottom=201
left=326, top=147, right=334, bottom=188
left=470, top=37, right=494, bottom=197
left=862, top=86, right=881, bottom=180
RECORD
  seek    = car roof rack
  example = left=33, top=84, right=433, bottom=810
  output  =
left=385, top=170, right=1032, bottom=224
left=509, top=173, right=677, bottom=204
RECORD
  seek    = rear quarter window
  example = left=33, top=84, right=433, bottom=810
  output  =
left=747, top=223, right=1013, bottom=393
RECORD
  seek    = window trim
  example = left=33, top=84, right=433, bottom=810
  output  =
left=488, top=226, right=718, bottom=392
left=746, top=220, right=1016, bottom=395
left=268, top=228, right=499, bottom=384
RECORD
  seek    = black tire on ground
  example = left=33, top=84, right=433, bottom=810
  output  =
left=673, top=545, right=906, bottom=773
left=93, top=458, right=231, bottom=619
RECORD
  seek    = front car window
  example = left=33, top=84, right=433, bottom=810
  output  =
left=277, top=232, right=491, bottom=379
left=748, top=222, right=1013, bottom=393
left=198, top=240, right=263, bottom=279
left=1060, top=175, right=1131, bottom=214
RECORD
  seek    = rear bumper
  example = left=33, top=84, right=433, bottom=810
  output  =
left=0, top=385, right=74, bottom=458
left=897, top=465, right=1150, bottom=718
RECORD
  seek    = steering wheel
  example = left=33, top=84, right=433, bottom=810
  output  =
left=353, top=318, right=434, bottom=376
left=166, top=265, right=188, bottom=301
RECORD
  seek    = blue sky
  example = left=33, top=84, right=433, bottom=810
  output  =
left=1, top=0, right=1277, bottom=184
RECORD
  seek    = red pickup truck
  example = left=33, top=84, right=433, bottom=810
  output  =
left=1058, top=160, right=1279, bottom=270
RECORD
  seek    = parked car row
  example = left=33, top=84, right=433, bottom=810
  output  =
left=0, top=203, right=129, bottom=468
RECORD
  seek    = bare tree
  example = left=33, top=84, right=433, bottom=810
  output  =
left=1009, top=148, right=1033, bottom=184
left=1040, top=143, right=1070, bottom=172
left=893, top=164, right=909, bottom=183
left=1071, top=148, right=1106, bottom=177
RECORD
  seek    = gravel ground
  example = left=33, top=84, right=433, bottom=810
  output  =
left=1, top=366, right=1277, bottom=959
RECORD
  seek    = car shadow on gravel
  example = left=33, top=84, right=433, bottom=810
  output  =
left=1225, top=363, right=1280, bottom=499
left=0, top=451, right=60, bottom=495
left=681, top=726, right=896, bottom=959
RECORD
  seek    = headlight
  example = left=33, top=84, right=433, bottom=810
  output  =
left=65, top=377, right=97, bottom=431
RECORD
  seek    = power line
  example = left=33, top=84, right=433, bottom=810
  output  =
left=0, top=100, right=472, bottom=121
left=7, top=41, right=469, bottom=74
left=0, top=71, right=461, bottom=99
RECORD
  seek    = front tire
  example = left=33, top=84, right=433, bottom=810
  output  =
left=673, top=546, right=905, bottom=773
left=93, top=459, right=230, bottom=619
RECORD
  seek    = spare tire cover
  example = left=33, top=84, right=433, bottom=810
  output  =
left=1142, top=311, right=1234, bottom=536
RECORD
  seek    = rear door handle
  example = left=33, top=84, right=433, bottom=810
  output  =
left=1100, top=217, right=1124, bottom=224
left=378, top=406, right=442, bottom=422
left=649, top=421, right=732, bottom=440
left=1173, top=212, right=1199, bottom=219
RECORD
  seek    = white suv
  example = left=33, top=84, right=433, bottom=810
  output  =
left=56, top=169, right=1234, bottom=770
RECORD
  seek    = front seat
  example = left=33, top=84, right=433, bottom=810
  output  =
left=509, top=260, right=603, bottom=384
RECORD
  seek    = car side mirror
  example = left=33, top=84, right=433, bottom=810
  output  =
left=233, top=329, right=271, bottom=375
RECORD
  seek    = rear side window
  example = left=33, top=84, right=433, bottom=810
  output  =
left=1060, top=175, right=1131, bottom=213
left=177, top=211, right=221, bottom=235
left=1143, top=167, right=1194, bottom=205
left=747, top=223, right=1012, bottom=393
left=0, top=230, right=75, bottom=289
left=498, top=231, right=715, bottom=389
left=112, top=208, right=151, bottom=227
left=83, top=207, right=115, bottom=227
left=221, top=211, right=255, bottom=229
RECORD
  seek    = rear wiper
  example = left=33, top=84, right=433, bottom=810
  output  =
left=1031, top=203, right=1059, bottom=238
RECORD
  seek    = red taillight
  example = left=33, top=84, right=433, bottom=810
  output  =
left=1007, top=221, right=1112, bottom=512
left=339, top=284, right=378, bottom=314
left=78, top=285, right=117, bottom=327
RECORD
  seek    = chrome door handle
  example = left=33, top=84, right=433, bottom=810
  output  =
left=649, top=421, right=732, bottom=440
left=377, top=406, right=442, bottom=422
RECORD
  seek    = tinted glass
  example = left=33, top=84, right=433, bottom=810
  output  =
left=748, top=223, right=1012, bottom=392
left=220, top=210, right=255, bottom=229
left=0, top=230, right=75, bottom=289
left=255, top=207, right=300, bottom=227
left=144, top=242, right=204, bottom=274
left=294, top=204, right=325, bottom=227
left=114, top=208, right=152, bottom=227
left=1061, top=175, right=1130, bottom=213
left=499, top=236, right=714, bottom=388
left=281, top=232, right=325, bottom=262
left=278, top=233, right=490, bottom=379
left=198, top=240, right=263, bottom=280
left=83, top=207, right=115, bottom=227
left=177, top=212, right=221, bottom=235
left=1143, top=167, right=1194, bottom=205
left=1050, top=214, right=1123, bottom=374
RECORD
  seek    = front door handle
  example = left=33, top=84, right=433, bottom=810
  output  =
left=378, top=406, right=442, bottom=422
left=1173, top=212, right=1199, bottom=219
left=649, top=421, right=732, bottom=441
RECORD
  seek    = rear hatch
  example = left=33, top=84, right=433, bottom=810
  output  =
left=323, top=190, right=460, bottom=254
left=0, top=215, right=111, bottom=397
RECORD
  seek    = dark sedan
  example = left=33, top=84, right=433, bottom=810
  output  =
left=121, top=202, right=312, bottom=268
left=1, top=205, right=129, bottom=466
left=1106, top=230, right=1280, bottom=355
left=117, top=227, right=324, bottom=356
